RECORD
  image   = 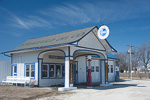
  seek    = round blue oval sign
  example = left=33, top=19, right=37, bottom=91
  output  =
left=97, top=25, right=109, bottom=39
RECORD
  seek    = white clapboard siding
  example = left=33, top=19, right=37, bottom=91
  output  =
left=0, top=61, right=11, bottom=84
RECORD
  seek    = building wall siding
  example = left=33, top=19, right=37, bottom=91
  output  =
left=78, top=29, right=105, bottom=51
left=108, top=60, right=115, bottom=82
left=76, top=56, right=87, bottom=83
left=12, top=51, right=41, bottom=85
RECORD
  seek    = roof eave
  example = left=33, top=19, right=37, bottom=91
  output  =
left=1, top=43, right=71, bottom=54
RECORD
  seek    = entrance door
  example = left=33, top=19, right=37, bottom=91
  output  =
left=12, top=65, right=17, bottom=76
left=91, top=60, right=100, bottom=82
left=73, top=61, right=78, bottom=84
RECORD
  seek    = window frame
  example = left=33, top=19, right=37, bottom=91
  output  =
left=13, top=65, right=17, bottom=74
left=25, top=64, right=30, bottom=77
left=42, top=64, right=49, bottom=78
left=111, top=65, right=113, bottom=73
left=11, top=64, right=17, bottom=76
left=62, top=65, right=65, bottom=78
left=25, top=63, right=35, bottom=79
left=56, top=64, right=62, bottom=78
left=41, top=63, right=65, bottom=79
left=91, top=66, right=94, bottom=72
left=96, top=66, right=99, bottom=72
left=49, top=64, right=55, bottom=78
left=30, top=64, right=35, bottom=78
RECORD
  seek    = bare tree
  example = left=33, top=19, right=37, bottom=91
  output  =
left=115, top=52, right=129, bottom=73
left=132, top=47, right=141, bottom=74
left=139, top=41, right=150, bottom=79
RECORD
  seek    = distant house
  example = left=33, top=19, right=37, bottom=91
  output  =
left=1, top=26, right=118, bottom=90
left=0, top=61, right=11, bottom=84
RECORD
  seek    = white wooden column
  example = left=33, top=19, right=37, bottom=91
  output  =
left=100, top=59, right=113, bottom=86
left=101, top=60, right=106, bottom=85
left=65, top=57, right=70, bottom=88
left=38, top=58, right=43, bottom=87
left=58, top=47, right=77, bottom=91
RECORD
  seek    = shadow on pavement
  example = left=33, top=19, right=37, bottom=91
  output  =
left=74, top=79, right=137, bottom=90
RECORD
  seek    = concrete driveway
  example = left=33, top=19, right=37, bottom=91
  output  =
left=39, top=79, right=150, bottom=100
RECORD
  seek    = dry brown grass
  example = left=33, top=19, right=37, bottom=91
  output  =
left=0, top=85, right=71, bottom=100
left=120, top=72, right=150, bottom=80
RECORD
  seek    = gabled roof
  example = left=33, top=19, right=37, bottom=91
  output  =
left=13, top=26, right=96, bottom=51
left=2, top=26, right=117, bottom=54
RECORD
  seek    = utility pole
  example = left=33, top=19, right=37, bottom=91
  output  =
left=127, top=45, right=135, bottom=80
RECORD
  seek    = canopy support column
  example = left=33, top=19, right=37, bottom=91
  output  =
left=100, top=59, right=113, bottom=86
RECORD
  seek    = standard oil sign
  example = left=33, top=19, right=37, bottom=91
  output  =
left=97, top=25, right=110, bottom=39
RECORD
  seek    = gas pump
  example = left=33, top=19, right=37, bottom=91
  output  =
left=87, top=55, right=93, bottom=88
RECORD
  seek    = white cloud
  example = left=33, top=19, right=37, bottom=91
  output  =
left=1, top=0, right=150, bottom=30
left=0, top=7, right=53, bottom=30
left=38, top=0, right=150, bottom=26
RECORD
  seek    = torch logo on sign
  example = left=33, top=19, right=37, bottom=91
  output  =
left=97, top=25, right=110, bottom=39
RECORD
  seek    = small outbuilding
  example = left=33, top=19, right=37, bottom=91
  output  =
left=0, top=61, right=11, bottom=84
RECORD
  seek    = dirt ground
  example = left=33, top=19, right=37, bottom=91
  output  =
left=38, top=79, right=150, bottom=100
left=0, top=85, right=70, bottom=100
left=1, top=79, right=150, bottom=100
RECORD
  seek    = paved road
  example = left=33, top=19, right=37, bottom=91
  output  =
left=39, top=79, right=150, bottom=100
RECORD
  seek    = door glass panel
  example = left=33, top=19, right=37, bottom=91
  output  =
left=49, top=64, right=54, bottom=78
left=91, top=66, right=94, bottom=72
left=13, top=66, right=17, bottom=73
left=111, top=65, right=113, bottom=73
left=96, top=66, right=99, bottom=72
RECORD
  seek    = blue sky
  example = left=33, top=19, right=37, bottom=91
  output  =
left=0, top=0, right=150, bottom=61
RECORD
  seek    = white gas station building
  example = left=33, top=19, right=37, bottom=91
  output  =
left=2, top=26, right=119, bottom=91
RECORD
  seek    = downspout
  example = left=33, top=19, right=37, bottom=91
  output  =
left=3, top=53, right=11, bottom=57
left=3, top=53, right=12, bottom=63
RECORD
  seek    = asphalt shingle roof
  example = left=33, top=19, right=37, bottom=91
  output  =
left=13, top=26, right=96, bottom=51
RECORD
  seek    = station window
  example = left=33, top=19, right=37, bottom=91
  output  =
left=42, top=63, right=64, bottom=79
left=25, top=65, right=29, bottom=77
left=25, top=63, right=35, bottom=78
left=91, top=66, right=94, bottom=72
left=96, top=66, right=99, bottom=72
left=31, top=64, right=35, bottom=77
left=56, top=65, right=62, bottom=78
left=42, top=64, right=48, bottom=78
left=62, top=65, right=65, bottom=78
left=49, top=64, right=55, bottom=78
left=111, top=65, right=113, bottom=73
